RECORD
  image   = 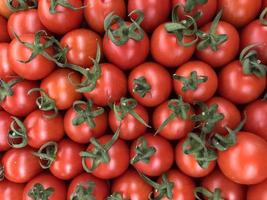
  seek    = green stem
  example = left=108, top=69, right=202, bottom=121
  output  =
left=49, top=0, right=85, bottom=14
left=8, top=117, right=28, bottom=148
left=194, top=187, right=223, bottom=200
left=70, top=181, right=96, bottom=200
left=7, top=0, right=37, bottom=12
left=0, top=78, right=22, bottom=102
left=260, top=7, right=267, bottom=26
left=184, top=0, right=208, bottom=13
left=133, top=76, right=151, bottom=98
left=28, top=183, right=54, bottom=200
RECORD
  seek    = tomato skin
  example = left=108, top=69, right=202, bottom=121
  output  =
left=218, top=132, right=267, bottom=185
left=0, top=15, right=10, bottom=42
left=196, top=21, right=240, bottom=68
left=2, top=147, right=42, bottom=183
left=151, top=24, right=195, bottom=68
left=0, top=111, right=12, bottom=151
left=111, top=169, right=152, bottom=200
left=0, top=179, right=24, bottom=200
left=128, top=0, right=171, bottom=33
left=175, top=139, right=216, bottom=177
left=41, top=68, right=82, bottom=110
left=83, top=63, right=127, bottom=106
left=38, top=0, right=83, bottom=34
left=60, top=28, right=102, bottom=68
left=0, top=43, right=16, bottom=81
left=263, top=0, right=267, bottom=9
left=218, top=60, right=266, bottom=104
left=8, top=34, right=55, bottom=80
left=247, top=179, right=267, bottom=200
left=130, top=134, right=174, bottom=177
left=0, top=0, right=12, bottom=18
left=0, top=80, right=38, bottom=117
left=128, top=62, right=172, bottom=107
left=68, top=173, right=109, bottom=200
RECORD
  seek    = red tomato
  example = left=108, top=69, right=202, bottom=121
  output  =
left=130, top=134, right=174, bottom=177
left=247, top=178, right=267, bottom=200
left=218, top=0, right=262, bottom=27
left=0, top=179, right=24, bottom=200
left=60, top=28, right=102, bottom=68
left=218, top=132, right=267, bottom=184
left=0, top=15, right=9, bottom=42
left=128, top=0, right=171, bottom=32
left=2, top=147, right=42, bottom=183
left=68, top=173, right=109, bottom=200
left=151, top=23, right=195, bottom=68
left=0, top=43, right=16, bottom=81
left=0, top=0, right=13, bottom=18
left=128, top=62, right=172, bottom=107
left=0, top=111, right=12, bottom=151
left=23, top=173, right=66, bottom=200
left=84, top=0, right=126, bottom=34
left=263, top=0, right=267, bottom=9
left=38, top=0, right=83, bottom=34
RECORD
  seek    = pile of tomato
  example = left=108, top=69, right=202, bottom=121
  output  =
left=0, top=0, right=267, bottom=199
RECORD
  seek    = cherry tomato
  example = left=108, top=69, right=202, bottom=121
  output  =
left=0, top=43, right=16, bottom=81
left=0, top=179, right=24, bottom=200
left=247, top=178, right=267, bottom=200
left=0, top=111, right=12, bottom=151
left=0, top=15, right=9, bottom=42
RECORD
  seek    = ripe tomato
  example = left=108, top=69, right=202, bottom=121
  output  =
left=68, top=173, right=109, bottom=200
left=2, top=147, right=42, bottom=183
left=128, top=62, right=172, bottom=107
left=218, top=0, right=262, bottom=27
left=247, top=179, right=267, bottom=200
left=84, top=0, right=126, bottom=34
left=60, top=28, right=102, bottom=68
left=0, top=15, right=9, bottom=42
left=0, top=43, right=16, bottom=81
left=218, top=132, right=267, bottom=184
left=0, top=179, right=24, bottom=200
left=130, top=134, right=174, bottom=176
left=23, top=173, right=66, bottom=200
left=0, top=111, right=12, bottom=151
left=0, top=0, right=12, bottom=18
left=38, top=0, right=83, bottom=34
left=128, top=0, right=171, bottom=32
left=263, top=0, right=267, bottom=9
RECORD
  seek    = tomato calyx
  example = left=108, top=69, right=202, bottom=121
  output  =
left=7, top=0, right=37, bottom=12
left=260, top=7, right=267, bottom=26
left=48, top=0, right=85, bottom=14
left=72, top=99, right=104, bottom=128
left=194, top=187, right=223, bottom=200
left=70, top=181, right=96, bottom=200
left=104, top=10, right=145, bottom=46
left=107, top=192, right=126, bottom=200
left=184, top=0, right=208, bottom=12
left=133, top=76, right=151, bottom=98
left=28, top=183, right=54, bottom=200
left=8, top=117, right=28, bottom=148
left=0, top=165, right=4, bottom=181
left=0, top=78, right=22, bottom=102
left=197, top=10, right=228, bottom=51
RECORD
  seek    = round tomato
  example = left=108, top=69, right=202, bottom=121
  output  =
left=0, top=43, right=16, bottom=81
left=247, top=178, right=267, bottom=200
left=0, top=179, right=24, bottom=200
left=0, top=111, right=12, bottom=151
left=0, top=15, right=9, bottom=42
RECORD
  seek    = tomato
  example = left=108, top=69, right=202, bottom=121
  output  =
left=0, top=111, right=12, bottom=151
left=128, top=62, right=172, bottom=107
left=0, top=80, right=38, bottom=117
left=0, top=0, right=12, bottom=18
left=247, top=179, right=267, bottom=200
left=244, top=100, right=267, bottom=141
left=41, top=68, right=82, bottom=110
left=218, top=60, right=266, bottom=104
left=218, top=132, right=267, bottom=184
left=84, top=0, right=126, bottom=34
left=151, top=23, right=195, bottom=68
left=263, top=0, right=267, bottom=9
left=38, top=0, right=83, bottom=34
left=218, top=0, right=262, bottom=27
left=0, top=15, right=9, bottom=42
left=130, top=134, right=174, bottom=177
left=175, top=138, right=216, bottom=177
left=68, top=173, right=109, bottom=200
left=23, top=173, right=66, bottom=200
left=60, top=28, right=102, bottom=68
left=111, top=169, right=152, bottom=200
left=8, top=33, right=55, bottom=80
left=0, top=179, right=24, bottom=200
left=2, top=147, right=42, bottom=183
left=128, top=0, right=171, bottom=32
left=0, top=43, right=16, bottom=81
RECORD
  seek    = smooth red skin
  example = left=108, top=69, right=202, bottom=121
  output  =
left=0, top=43, right=16, bottom=81
left=263, top=0, right=267, bottom=9
left=50, top=139, right=84, bottom=180
left=218, top=0, right=262, bottom=27
left=130, top=134, right=174, bottom=177
left=2, top=147, right=42, bottom=183
left=0, top=80, right=38, bottom=117
left=24, top=110, right=65, bottom=149
left=196, top=21, right=240, bottom=68
left=128, top=0, right=171, bottom=33
left=175, top=139, right=216, bottom=177
left=41, top=68, right=82, bottom=110
left=64, top=105, right=108, bottom=144
left=151, top=23, right=195, bottom=68
left=84, top=0, right=126, bottom=34
left=8, top=34, right=55, bottom=80
left=155, top=169, right=195, bottom=200
left=83, top=63, right=127, bottom=106
left=111, top=169, right=152, bottom=200
left=244, top=100, right=267, bottom=141
left=173, top=61, right=218, bottom=103
left=218, top=132, right=267, bottom=185
left=152, top=101, right=195, bottom=140
left=109, top=104, right=149, bottom=140
left=173, top=0, right=217, bottom=27
left=0, top=179, right=24, bottom=200
left=0, top=15, right=10, bottom=42
left=201, top=170, right=246, bottom=200
left=128, top=62, right=172, bottom=107
left=247, top=179, right=267, bottom=200
left=7, top=9, right=46, bottom=39
left=38, top=0, right=83, bottom=34
left=218, top=60, right=266, bottom=104
left=85, top=134, right=130, bottom=179
left=60, top=28, right=102, bottom=68
left=206, top=97, right=241, bottom=135
left=241, top=20, right=267, bottom=65
left=0, top=0, right=12, bottom=18
left=0, top=111, right=12, bottom=151
left=68, top=173, right=109, bottom=200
